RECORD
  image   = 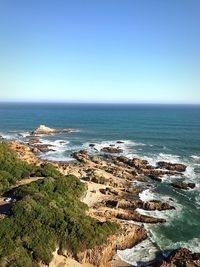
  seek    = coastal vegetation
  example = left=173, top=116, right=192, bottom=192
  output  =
left=0, top=143, right=36, bottom=191
left=0, top=143, right=118, bottom=267
left=0, top=143, right=60, bottom=192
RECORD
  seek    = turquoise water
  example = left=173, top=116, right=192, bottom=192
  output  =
left=0, top=103, right=200, bottom=264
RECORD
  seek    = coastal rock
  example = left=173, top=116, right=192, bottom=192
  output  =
left=91, top=156, right=104, bottom=165
left=0, top=135, right=5, bottom=140
left=17, top=133, right=24, bottom=137
left=149, top=247, right=200, bottom=267
left=142, top=200, right=175, bottom=211
left=148, top=174, right=162, bottom=182
left=171, top=181, right=196, bottom=190
left=144, top=169, right=182, bottom=180
left=34, top=144, right=55, bottom=153
left=131, top=158, right=149, bottom=168
left=117, top=156, right=130, bottom=164
left=27, top=136, right=40, bottom=145
left=157, top=161, right=186, bottom=172
left=32, top=125, right=76, bottom=135
left=117, top=156, right=149, bottom=169
left=8, top=141, right=39, bottom=164
left=76, top=224, right=147, bottom=266
left=105, top=199, right=175, bottom=211
left=101, top=146, right=123, bottom=154
left=31, top=147, right=40, bottom=154
left=89, top=143, right=95, bottom=147
left=72, top=150, right=91, bottom=163
left=115, top=210, right=166, bottom=223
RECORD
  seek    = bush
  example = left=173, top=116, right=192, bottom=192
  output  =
left=0, top=144, right=118, bottom=266
left=0, top=143, right=61, bottom=193
left=0, top=175, right=118, bottom=266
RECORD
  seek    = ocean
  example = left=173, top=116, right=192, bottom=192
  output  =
left=0, top=103, right=200, bottom=265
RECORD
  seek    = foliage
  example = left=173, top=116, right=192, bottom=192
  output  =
left=0, top=144, right=118, bottom=266
left=0, top=143, right=60, bottom=192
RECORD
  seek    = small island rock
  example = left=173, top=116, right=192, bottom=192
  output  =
left=32, top=125, right=76, bottom=135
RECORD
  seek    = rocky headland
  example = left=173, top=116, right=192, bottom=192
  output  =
left=1, top=136, right=197, bottom=267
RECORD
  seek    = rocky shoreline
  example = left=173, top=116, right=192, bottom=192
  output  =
left=1, top=127, right=199, bottom=267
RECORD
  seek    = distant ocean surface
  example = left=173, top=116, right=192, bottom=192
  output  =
left=0, top=103, right=200, bottom=265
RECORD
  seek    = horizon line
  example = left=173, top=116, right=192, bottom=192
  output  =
left=0, top=101, right=200, bottom=105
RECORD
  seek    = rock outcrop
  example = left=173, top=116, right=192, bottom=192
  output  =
left=101, top=146, right=123, bottom=154
left=26, top=136, right=40, bottom=145
left=76, top=224, right=147, bottom=267
left=32, top=125, right=76, bottom=135
left=157, top=161, right=186, bottom=172
left=115, top=210, right=166, bottom=223
left=148, top=247, right=200, bottom=267
left=105, top=199, right=175, bottom=211
left=34, top=144, right=55, bottom=153
left=171, top=181, right=196, bottom=190
left=5, top=141, right=197, bottom=267
left=8, top=141, right=39, bottom=164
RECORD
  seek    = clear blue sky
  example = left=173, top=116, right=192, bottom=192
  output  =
left=0, top=0, right=199, bottom=103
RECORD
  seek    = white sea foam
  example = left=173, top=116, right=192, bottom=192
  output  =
left=170, top=238, right=200, bottom=253
left=40, top=154, right=74, bottom=162
left=19, top=131, right=30, bottom=137
left=126, top=152, right=181, bottom=168
left=40, top=139, right=69, bottom=148
left=146, top=153, right=181, bottom=167
left=37, top=138, right=73, bottom=161
left=190, top=155, right=200, bottom=160
left=82, top=139, right=145, bottom=158
left=138, top=186, right=183, bottom=226
left=136, top=203, right=182, bottom=226
left=139, top=189, right=156, bottom=202
left=151, top=234, right=200, bottom=254
left=195, top=195, right=200, bottom=209
left=120, top=232, right=200, bottom=266
left=0, top=131, right=31, bottom=141
left=184, top=166, right=196, bottom=180
left=117, top=239, right=159, bottom=266
left=0, top=132, right=17, bottom=140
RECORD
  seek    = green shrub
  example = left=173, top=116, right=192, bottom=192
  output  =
left=0, top=175, right=118, bottom=266
left=0, top=143, right=61, bottom=192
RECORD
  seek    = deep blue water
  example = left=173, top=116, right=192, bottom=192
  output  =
left=0, top=103, right=200, bottom=264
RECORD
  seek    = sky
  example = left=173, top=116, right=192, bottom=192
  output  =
left=0, top=0, right=200, bottom=104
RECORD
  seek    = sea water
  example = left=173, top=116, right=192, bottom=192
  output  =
left=0, top=103, right=200, bottom=265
